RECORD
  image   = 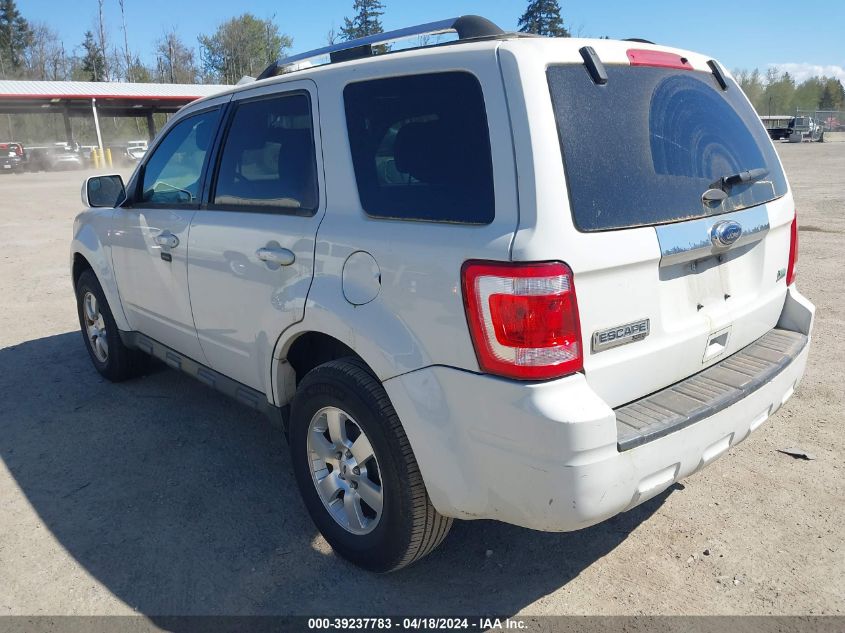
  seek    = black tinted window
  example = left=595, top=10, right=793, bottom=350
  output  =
left=214, top=93, right=318, bottom=213
left=141, top=109, right=220, bottom=206
left=547, top=65, right=788, bottom=232
left=344, top=72, right=494, bottom=224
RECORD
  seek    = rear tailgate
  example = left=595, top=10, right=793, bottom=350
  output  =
left=502, top=40, right=795, bottom=408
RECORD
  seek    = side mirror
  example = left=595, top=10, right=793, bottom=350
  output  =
left=82, top=174, right=126, bottom=208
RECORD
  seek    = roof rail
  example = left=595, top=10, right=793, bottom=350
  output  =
left=256, top=15, right=505, bottom=80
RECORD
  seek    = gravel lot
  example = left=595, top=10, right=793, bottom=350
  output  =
left=0, top=143, right=842, bottom=618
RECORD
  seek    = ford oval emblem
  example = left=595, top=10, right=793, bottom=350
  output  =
left=711, top=220, right=743, bottom=247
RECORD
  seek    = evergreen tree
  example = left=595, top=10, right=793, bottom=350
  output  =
left=0, top=0, right=32, bottom=75
left=340, top=0, right=385, bottom=41
left=518, top=0, right=569, bottom=38
left=819, top=79, right=845, bottom=110
left=127, top=55, right=152, bottom=83
left=81, top=30, right=106, bottom=82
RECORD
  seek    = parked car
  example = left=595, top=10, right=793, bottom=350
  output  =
left=27, top=143, right=84, bottom=171
left=0, top=141, right=25, bottom=173
left=71, top=16, right=814, bottom=572
left=125, top=147, right=147, bottom=163
left=111, top=140, right=148, bottom=165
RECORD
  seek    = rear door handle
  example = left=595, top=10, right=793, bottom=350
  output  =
left=154, top=231, right=179, bottom=249
left=256, top=246, right=295, bottom=266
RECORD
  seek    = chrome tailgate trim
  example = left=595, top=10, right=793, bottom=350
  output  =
left=655, top=205, right=770, bottom=268
left=615, top=328, right=807, bottom=451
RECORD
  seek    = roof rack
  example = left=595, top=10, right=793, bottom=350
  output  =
left=256, top=15, right=505, bottom=80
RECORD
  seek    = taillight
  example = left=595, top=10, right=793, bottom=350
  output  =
left=627, top=49, right=693, bottom=70
left=787, top=213, right=798, bottom=285
left=461, top=261, right=583, bottom=380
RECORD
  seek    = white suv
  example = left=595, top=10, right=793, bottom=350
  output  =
left=71, top=16, right=814, bottom=572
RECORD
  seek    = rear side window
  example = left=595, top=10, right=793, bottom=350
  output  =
left=343, top=72, right=495, bottom=224
left=213, top=93, right=318, bottom=214
left=547, top=65, right=788, bottom=231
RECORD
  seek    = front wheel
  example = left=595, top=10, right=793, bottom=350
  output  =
left=75, top=269, right=147, bottom=381
left=289, top=358, right=452, bottom=572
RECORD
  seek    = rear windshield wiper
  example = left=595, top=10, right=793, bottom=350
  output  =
left=710, top=167, right=769, bottom=193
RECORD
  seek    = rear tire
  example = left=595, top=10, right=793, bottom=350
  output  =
left=289, top=358, right=452, bottom=572
left=75, top=269, right=147, bottom=382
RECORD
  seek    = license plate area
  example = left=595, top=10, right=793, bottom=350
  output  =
left=703, top=326, right=731, bottom=363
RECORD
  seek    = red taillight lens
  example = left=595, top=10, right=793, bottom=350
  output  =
left=461, top=261, right=583, bottom=380
left=787, top=213, right=798, bottom=285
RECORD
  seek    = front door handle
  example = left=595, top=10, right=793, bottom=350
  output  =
left=154, top=231, right=179, bottom=249
left=256, top=246, right=295, bottom=267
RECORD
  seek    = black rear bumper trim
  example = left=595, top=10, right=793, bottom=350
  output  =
left=614, top=328, right=808, bottom=451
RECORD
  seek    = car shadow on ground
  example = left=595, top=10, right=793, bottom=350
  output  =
left=0, top=332, right=677, bottom=617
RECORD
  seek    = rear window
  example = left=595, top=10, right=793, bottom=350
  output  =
left=547, top=65, right=788, bottom=232
left=343, top=72, right=495, bottom=224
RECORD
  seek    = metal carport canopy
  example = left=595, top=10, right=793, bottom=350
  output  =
left=0, top=80, right=229, bottom=145
left=0, top=80, right=228, bottom=117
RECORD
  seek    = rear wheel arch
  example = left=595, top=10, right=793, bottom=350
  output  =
left=284, top=331, right=375, bottom=386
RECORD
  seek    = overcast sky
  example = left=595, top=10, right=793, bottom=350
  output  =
left=25, top=0, right=845, bottom=82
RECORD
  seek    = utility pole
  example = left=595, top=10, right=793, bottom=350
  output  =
left=97, top=0, right=109, bottom=80
left=168, top=37, right=175, bottom=83
left=119, top=0, right=132, bottom=81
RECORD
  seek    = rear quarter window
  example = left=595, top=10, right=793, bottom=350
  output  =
left=547, top=65, right=788, bottom=232
left=343, top=71, right=495, bottom=224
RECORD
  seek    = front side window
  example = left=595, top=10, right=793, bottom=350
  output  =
left=343, top=72, right=495, bottom=224
left=140, top=109, right=220, bottom=206
left=213, top=93, right=318, bottom=213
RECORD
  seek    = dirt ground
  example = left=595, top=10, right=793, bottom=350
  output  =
left=0, top=144, right=842, bottom=618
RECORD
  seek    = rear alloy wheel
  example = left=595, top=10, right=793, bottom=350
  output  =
left=290, top=358, right=452, bottom=572
left=307, top=406, right=384, bottom=535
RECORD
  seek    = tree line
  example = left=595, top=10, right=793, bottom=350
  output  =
left=3, top=0, right=842, bottom=145
left=0, top=0, right=573, bottom=85
left=1, top=0, right=294, bottom=85
left=6, top=0, right=844, bottom=111
left=734, top=68, right=845, bottom=117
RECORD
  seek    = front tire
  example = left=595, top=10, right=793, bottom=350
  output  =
left=289, top=358, right=452, bottom=572
left=75, top=268, right=146, bottom=382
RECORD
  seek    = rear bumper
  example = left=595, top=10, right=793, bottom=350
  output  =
left=383, top=287, right=814, bottom=531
